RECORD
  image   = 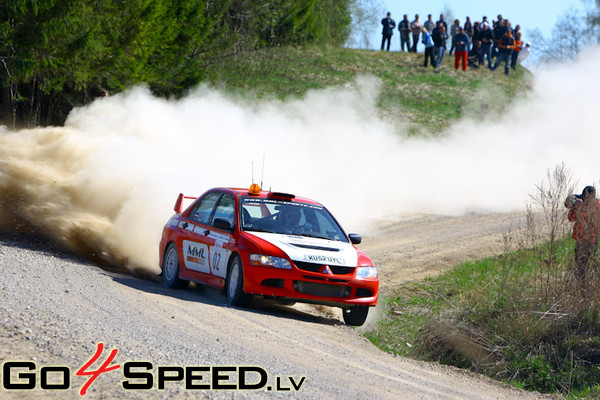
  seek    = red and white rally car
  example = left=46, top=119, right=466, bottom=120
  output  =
left=159, top=185, right=379, bottom=326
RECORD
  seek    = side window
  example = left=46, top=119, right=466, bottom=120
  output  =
left=189, top=192, right=221, bottom=224
left=211, top=194, right=235, bottom=229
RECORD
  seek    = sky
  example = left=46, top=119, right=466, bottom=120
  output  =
left=377, top=0, right=587, bottom=49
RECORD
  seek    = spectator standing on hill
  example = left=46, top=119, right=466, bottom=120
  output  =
left=518, top=42, right=530, bottom=63
left=471, top=21, right=481, bottom=60
left=424, top=14, right=435, bottom=32
left=567, top=186, right=600, bottom=286
left=513, top=24, right=521, bottom=39
left=504, top=19, right=512, bottom=36
left=411, top=14, right=423, bottom=52
left=452, top=26, right=470, bottom=71
left=381, top=12, right=396, bottom=51
left=438, top=14, right=449, bottom=52
left=473, top=20, right=481, bottom=37
left=449, top=19, right=460, bottom=54
left=496, top=14, right=504, bottom=29
left=437, top=14, right=448, bottom=32
left=432, top=21, right=448, bottom=67
left=464, top=16, right=474, bottom=47
left=478, top=22, right=494, bottom=68
left=480, top=16, right=489, bottom=44
left=398, top=14, right=411, bottom=52
left=490, top=28, right=514, bottom=75
left=421, top=27, right=435, bottom=68
left=511, top=31, right=523, bottom=69
left=492, top=19, right=503, bottom=57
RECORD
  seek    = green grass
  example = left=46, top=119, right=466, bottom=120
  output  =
left=205, top=45, right=532, bottom=135
left=365, top=236, right=600, bottom=399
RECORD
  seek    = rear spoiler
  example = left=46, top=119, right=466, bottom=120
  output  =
left=174, top=193, right=197, bottom=213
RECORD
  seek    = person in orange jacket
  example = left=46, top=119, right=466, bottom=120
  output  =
left=567, top=186, right=600, bottom=283
left=490, top=29, right=514, bottom=75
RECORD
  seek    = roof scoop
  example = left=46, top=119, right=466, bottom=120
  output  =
left=268, top=192, right=295, bottom=201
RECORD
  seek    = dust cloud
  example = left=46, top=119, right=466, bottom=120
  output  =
left=1, top=47, right=600, bottom=274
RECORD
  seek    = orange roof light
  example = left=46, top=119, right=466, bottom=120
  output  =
left=248, top=183, right=261, bottom=196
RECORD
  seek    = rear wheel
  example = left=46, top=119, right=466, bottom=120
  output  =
left=226, top=255, right=252, bottom=307
left=342, top=306, right=369, bottom=326
left=162, top=243, right=189, bottom=289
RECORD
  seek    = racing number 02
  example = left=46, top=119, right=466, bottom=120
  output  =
left=212, top=252, right=221, bottom=272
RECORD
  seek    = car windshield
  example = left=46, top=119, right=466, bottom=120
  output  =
left=240, top=197, right=349, bottom=242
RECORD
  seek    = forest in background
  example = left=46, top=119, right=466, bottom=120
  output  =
left=0, top=0, right=353, bottom=128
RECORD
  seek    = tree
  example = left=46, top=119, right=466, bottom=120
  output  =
left=227, top=0, right=351, bottom=47
left=0, top=0, right=234, bottom=127
left=527, top=9, right=590, bottom=64
left=0, top=0, right=96, bottom=127
left=0, top=0, right=354, bottom=128
left=345, top=0, right=383, bottom=49
left=585, top=0, right=600, bottom=40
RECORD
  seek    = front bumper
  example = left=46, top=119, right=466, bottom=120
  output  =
left=243, top=260, right=379, bottom=307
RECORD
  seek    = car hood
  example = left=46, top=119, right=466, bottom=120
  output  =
left=248, top=232, right=358, bottom=267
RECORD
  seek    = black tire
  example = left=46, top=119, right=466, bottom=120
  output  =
left=162, top=243, right=189, bottom=289
left=226, top=255, right=252, bottom=307
left=342, top=306, right=369, bottom=326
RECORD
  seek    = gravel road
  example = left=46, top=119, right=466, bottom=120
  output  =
left=0, top=214, right=557, bottom=400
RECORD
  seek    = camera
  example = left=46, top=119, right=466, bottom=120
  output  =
left=564, top=194, right=583, bottom=209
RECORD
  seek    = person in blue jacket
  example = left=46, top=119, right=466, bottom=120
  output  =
left=381, top=12, right=396, bottom=51
left=421, top=27, right=435, bottom=68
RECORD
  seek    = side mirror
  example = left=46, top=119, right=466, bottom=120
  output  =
left=348, top=233, right=362, bottom=245
left=213, top=218, right=233, bottom=231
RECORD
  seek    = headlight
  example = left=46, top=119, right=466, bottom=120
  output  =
left=249, top=254, right=292, bottom=269
left=356, top=266, right=378, bottom=278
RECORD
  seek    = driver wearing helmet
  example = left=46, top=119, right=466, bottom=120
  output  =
left=278, top=207, right=301, bottom=232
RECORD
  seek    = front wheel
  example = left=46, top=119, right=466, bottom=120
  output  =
left=162, top=243, right=189, bottom=289
left=226, top=255, right=252, bottom=307
left=342, top=306, right=369, bottom=326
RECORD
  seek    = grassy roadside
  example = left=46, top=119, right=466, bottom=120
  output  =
left=365, top=240, right=600, bottom=399
left=205, top=45, right=532, bottom=135
left=365, top=166, right=600, bottom=399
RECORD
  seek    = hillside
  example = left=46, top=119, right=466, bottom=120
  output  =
left=206, top=46, right=532, bottom=134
